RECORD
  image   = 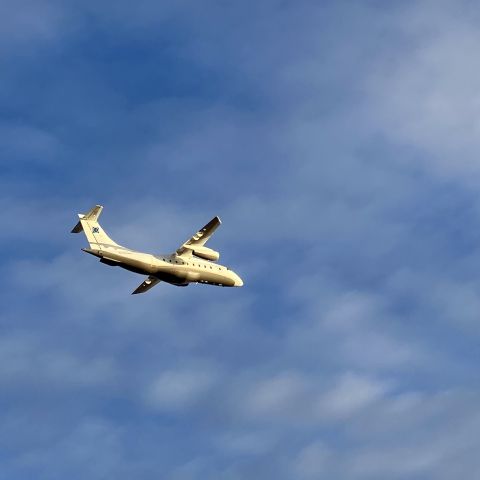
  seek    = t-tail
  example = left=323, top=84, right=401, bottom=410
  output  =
left=71, top=205, right=120, bottom=250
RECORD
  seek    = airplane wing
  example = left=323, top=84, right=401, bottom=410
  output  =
left=132, top=276, right=161, bottom=295
left=176, top=216, right=221, bottom=255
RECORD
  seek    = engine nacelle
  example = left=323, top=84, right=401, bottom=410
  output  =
left=191, top=246, right=220, bottom=261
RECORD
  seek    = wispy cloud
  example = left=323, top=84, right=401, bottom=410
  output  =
left=2, top=0, right=480, bottom=478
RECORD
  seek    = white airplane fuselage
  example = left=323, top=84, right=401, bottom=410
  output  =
left=83, top=246, right=243, bottom=287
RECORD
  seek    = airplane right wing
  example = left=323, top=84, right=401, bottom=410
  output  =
left=176, top=216, right=221, bottom=255
left=132, top=276, right=161, bottom=295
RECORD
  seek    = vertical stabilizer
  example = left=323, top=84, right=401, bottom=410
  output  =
left=71, top=205, right=120, bottom=250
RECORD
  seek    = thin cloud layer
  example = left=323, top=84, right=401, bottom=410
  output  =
left=1, top=1, right=480, bottom=479
left=368, top=1, right=480, bottom=179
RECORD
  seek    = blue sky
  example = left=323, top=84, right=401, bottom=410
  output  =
left=2, top=0, right=480, bottom=478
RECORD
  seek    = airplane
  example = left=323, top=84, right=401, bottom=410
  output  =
left=71, top=205, right=243, bottom=294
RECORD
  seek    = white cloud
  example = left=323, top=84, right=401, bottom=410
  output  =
left=242, top=371, right=311, bottom=419
left=292, top=442, right=332, bottom=479
left=0, top=334, right=116, bottom=390
left=0, top=123, right=61, bottom=165
left=349, top=443, right=446, bottom=478
left=237, top=369, right=391, bottom=429
left=367, top=0, right=480, bottom=179
left=286, top=286, right=424, bottom=372
left=315, top=372, right=390, bottom=420
left=16, top=418, right=124, bottom=478
left=0, top=0, right=71, bottom=52
left=145, top=365, right=219, bottom=412
left=216, top=431, right=275, bottom=456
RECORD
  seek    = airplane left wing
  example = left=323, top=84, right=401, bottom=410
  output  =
left=176, top=216, right=221, bottom=255
left=132, top=276, right=161, bottom=295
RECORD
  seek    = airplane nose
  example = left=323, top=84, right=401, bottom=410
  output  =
left=233, top=273, right=243, bottom=287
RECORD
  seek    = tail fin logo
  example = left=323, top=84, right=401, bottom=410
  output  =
left=92, top=227, right=100, bottom=233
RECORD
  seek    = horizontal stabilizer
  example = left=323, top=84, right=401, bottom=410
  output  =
left=71, top=220, right=84, bottom=233
left=132, top=276, right=161, bottom=294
